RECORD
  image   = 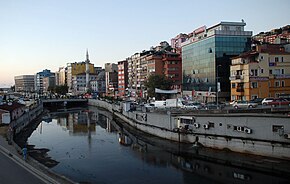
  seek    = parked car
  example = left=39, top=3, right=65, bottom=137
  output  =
left=183, top=102, right=203, bottom=110
left=232, top=100, right=258, bottom=109
left=262, top=97, right=274, bottom=105
left=229, top=100, right=237, bottom=105
left=204, top=102, right=225, bottom=110
left=249, top=98, right=264, bottom=105
left=267, top=98, right=290, bottom=107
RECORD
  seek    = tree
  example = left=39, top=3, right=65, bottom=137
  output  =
left=10, top=85, right=15, bottom=92
left=55, top=85, right=68, bottom=95
left=144, top=74, right=172, bottom=98
left=47, top=86, right=55, bottom=93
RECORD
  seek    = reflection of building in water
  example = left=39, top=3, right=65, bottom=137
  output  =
left=91, top=110, right=117, bottom=133
left=118, top=133, right=133, bottom=146
left=67, top=111, right=96, bottom=135
left=57, top=117, right=67, bottom=127
left=173, top=155, right=290, bottom=184
left=106, top=118, right=115, bottom=132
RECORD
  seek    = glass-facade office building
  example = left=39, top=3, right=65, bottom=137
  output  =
left=182, top=21, right=252, bottom=101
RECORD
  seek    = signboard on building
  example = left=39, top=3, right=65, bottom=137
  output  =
left=250, top=77, right=269, bottom=81
left=194, top=26, right=206, bottom=35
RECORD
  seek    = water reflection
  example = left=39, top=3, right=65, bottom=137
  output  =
left=25, top=108, right=290, bottom=184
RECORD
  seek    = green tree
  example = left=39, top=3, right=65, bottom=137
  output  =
left=10, top=85, right=15, bottom=92
left=55, top=85, right=68, bottom=95
left=47, top=86, right=55, bottom=93
left=144, top=74, right=172, bottom=98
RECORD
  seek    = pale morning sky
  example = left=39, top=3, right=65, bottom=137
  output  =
left=0, top=0, right=290, bottom=87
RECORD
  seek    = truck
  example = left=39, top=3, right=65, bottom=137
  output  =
left=165, top=98, right=185, bottom=108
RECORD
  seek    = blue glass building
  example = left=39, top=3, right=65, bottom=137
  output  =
left=181, top=21, right=252, bottom=101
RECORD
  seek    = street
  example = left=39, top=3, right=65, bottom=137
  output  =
left=0, top=151, right=46, bottom=184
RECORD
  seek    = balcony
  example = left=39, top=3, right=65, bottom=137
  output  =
left=229, top=75, right=244, bottom=80
left=236, top=88, right=244, bottom=92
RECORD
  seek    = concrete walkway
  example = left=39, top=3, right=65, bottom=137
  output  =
left=0, top=134, right=75, bottom=184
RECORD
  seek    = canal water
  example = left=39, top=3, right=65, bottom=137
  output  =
left=25, top=107, right=290, bottom=184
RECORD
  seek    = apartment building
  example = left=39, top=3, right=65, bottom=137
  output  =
left=126, top=42, right=182, bottom=99
left=117, top=60, right=128, bottom=97
left=230, top=44, right=290, bottom=101
left=35, top=69, right=54, bottom=94
left=55, top=67, right=67, bottom=86
left=105, top=63, right=118, bottom=96
left=43, top=74, right=56, bottom=93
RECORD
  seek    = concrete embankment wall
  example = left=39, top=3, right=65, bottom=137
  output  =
left=88, top=99, right=290, bottom=159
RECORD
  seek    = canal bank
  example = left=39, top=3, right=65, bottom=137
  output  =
left=0, top=102, right=75, bottom=184
left=22, top=107, right=290, bottom=183
left=88, top=99, right=290, bottom=160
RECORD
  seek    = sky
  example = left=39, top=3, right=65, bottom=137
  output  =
left=1, top=0, right=290, bottom=87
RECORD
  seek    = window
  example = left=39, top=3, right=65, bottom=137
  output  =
left=236, top=26, right=241, bottom=31
left=281, top=80, right=285, bottom=87
left=269, top=70, right=272, bottom=75
left=251, top=95, right=258, bottom=99
left=231, top=83, right=236, bottom=88
left=208, top=122, right=215, bottom=128
left=281, top=69, right=284, bottom=75
left=260, top=68, right=264, bottom=73
left=237, top=70, right=242, bottom=75
left=251, top=82, right=258, bottom=88
left=272, top=125, right=284, bottom=133
left=181, top=118, right=195, bottom=124
left=281, top=57, right=284, bottom=62
left=250, top=69, right=258, bottom=76
left=275, top=81, right=280, bottom=87
left=275, top=57, right=279, bottom=62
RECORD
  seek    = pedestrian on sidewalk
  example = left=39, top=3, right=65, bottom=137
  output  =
left=22, top=145, right=27, bottom=161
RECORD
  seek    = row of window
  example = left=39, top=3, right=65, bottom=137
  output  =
left=231, top=80, right=286, bottom=88
left=232, top=68, right=285, bottom=76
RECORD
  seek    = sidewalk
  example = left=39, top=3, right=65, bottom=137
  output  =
left=0, top=130, right=75, bottom=184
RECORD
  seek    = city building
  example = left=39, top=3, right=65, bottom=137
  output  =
left=127, top=53, right=143, bottom=98
left=0, top=109, right=10, bottom=124
left=71, top=73, right=98, bottom=95
left=90, top=70, right=106, bottom=97
left=55, top=67, right=67, bottom=86
left=181, top=21, right=252, bottom=102
left=94, top=67, right=103, bottom=75
left=230, top=44, right=290, bottom=101
left=105, top=63, right=118, bottom=96
left=126, top=42, right=182, bottom=99
left=35, top=69, right=54, bottom=94
left=253, top=25, right=290, bottom=44
left=117, top=60, right=128, bottom=98
left=43, top=74, right=56, bottom=93
left=67, top=51, right=95, bottom=94
left=14, top=75, right=35, bottom=92
left=171, top=33, right=189, bottom=53
left=0, top=102, right=26, bottom=122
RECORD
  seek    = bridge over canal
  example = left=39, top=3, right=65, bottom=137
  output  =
left=42, top=98, right=88, bottom=107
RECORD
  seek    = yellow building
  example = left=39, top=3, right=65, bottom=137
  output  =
left=67, top=62, right=95, bottom=92
left=230, top=44, right=290, bottom=101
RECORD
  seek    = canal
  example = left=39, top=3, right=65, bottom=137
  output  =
left=20, top=106, right=290, bottom=184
